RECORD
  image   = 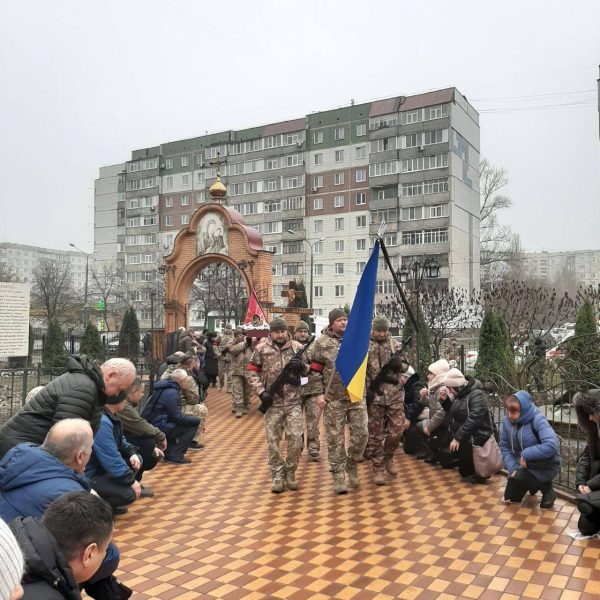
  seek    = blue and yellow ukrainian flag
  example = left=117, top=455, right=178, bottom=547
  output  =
left=335, top=240, right=379, bottom=402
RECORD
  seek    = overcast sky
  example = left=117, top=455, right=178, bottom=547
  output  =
left=0, top=0, right=598, bottom=254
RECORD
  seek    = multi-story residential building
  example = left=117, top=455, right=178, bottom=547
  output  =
left=0, top=243, right=88, bottom=290
left=520, top=250, right=600, bottom=289
left=94, top=163, right=125, bottom=268
left=95, top=87, right=480, bottom=327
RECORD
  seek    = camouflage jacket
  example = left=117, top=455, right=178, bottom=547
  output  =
left=245, top=336, right=304, bottom=407
left=366, top=333, right=404, bottom=406
left=230, top=339, right=253, bottom=376
left=294, top=335, right=316, bottom=398
left=160, top=363, right=199, bottom=406
left=219, top=332, right=234, bottom=362
left=308, top=328, right=350, bottom=402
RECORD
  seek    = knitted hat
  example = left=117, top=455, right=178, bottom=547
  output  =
left=0, top=519, right=24, bottom=600
left=403, top=365, right=415, bottom=377
left=445, top=368, right=467, bottom=389
left=329, top=308, right=347, bottom=325
left=270, top=317, right=288, bottom=332
left=427, top=358, right=449, bottom=376
left=296, top=320, right=310, bottom=332
left=372, top=315, right=390, bottom=331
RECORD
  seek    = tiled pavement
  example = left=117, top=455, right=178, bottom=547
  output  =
left=109, top=389, right=600, bottom=600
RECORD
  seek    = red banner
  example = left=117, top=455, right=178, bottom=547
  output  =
left=244, top=289, right=267, bottom=326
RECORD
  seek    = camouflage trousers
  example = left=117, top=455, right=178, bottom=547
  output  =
left=302, top=395, right=322, bottom=454
left=324, top=397, right=368, bottom=475
left=231, top=375, right=251, bottom=411
left=218, top=358, right=232, bottom=390
left=183, top=403, right=208, bottom=444
left=264, top=404, right=303, bottom=477
left=366, top=401, right=405, bottom=470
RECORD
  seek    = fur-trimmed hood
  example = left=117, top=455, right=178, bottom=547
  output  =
left=574, top=390, right=600, bottom=438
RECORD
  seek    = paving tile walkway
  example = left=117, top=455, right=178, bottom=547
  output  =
left=108, top=389, right=600, bottom=600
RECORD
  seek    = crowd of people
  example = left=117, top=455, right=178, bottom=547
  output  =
left=0, top=314, right=597, bottom=598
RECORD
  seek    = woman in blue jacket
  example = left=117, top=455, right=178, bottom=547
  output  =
left=499, top=390, right=560, bottom=508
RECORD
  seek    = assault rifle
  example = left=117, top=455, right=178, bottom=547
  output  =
left=366, top=336, right=412, bottom=404
left=258, top=335, right=316, bottom=414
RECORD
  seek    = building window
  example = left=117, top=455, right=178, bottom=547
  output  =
left=356, top=146, right=367, bottom=159
left=335, top=263, right=344, bottom=275
left=313, top=175, right=323, bottom=189
left=429, top=205, right=445, bottom=218
left=313, top=131, right=324, bottom=144
left=164, top=216, right=172, bottom=227
left=334, top=173, right=344, bottom=186
left=335, top=218, right=344, bottom=231
left=384, top=233, right=397, bottom=246
left=165, top=197, right=173, bottom=208
left=313, top=241, right=323, bottom=254
left=266, top=158, right=278, bottom=170
left=334, top=241, right=344, bottom=252
left=335, top=149, right=344, bottom=162
left=401, top=206, right=423, bottom=221
left=356, top=239, right=366, bottom=251
left=314, top=153, right=323, bottom=166
left=165, top=159, right=173, bottom=169
left=314, top=285, right=323, bottom=298
left=181, top=195, right=189, bottom=205
left=197, top=191, right=205, bottom=203
left=356, top=123, right=366, bottom=136
left=314, top=220, right=323, bottom=233
left=165, top=176, right=173, bottom=189
left=356, top=169, right=366, bottom=183
left=181, top=156, right=189, bottom=167
left=356, top=192, right=366, bottom=205
left=181, top=214, right=189, bottom=225
left=334, top=127, right=345, bottom=141
left=313, top=198, right=323, bottom=210
left=314, top=264, right=324, bottom=276
left=356, top=262, right=366, bottom=274
left=356, top=215, right=366, bottom=228
left=334, top=195, right=345, bottom=208
left=335, top=285, right=344, bottom=297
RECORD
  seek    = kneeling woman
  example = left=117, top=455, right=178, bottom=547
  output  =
left=574, top=390, right=600, bottom=535
left=499, top=391, right=560, bottom=509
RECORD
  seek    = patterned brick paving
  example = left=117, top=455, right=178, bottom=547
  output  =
left=107, top=389, right=600, bottom=599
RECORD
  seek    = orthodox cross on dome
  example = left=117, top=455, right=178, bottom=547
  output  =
left=209, top=152, right=227, bottom=177
left=209, top=152, right=228, bottom=201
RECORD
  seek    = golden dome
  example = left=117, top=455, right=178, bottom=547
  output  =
left=209, top=175, right=226, bottom=199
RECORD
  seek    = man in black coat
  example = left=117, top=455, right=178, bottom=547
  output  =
left=0, top=356, right=136, bottom=459
left=11, top=492, right=120, bottom=600
left=400, top=367, right=430, bottom=457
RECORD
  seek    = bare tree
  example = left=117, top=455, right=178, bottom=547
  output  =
left=89, top=262, right=121, bottom=331
left=31, top=260, right=80, bottom=324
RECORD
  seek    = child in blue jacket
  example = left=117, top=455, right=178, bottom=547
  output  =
left=499, top=390, right=560, bottom=508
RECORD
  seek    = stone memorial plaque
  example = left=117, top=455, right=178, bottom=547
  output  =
left=0, top=282, right=30, bottom=356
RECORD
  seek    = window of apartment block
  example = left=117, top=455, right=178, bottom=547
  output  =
left=384, top=233, right=397, bottom=246
left=313, top=264, right=323, bottom=276
left=128, top=218, right=139, bottom=227
left=283, top=241, right=303, bottom=254
left=287, top=154, right=301, bottom=167
left=181, top=214, right=189, bottom=225
left=334, top=195, right=345, bottom=208
left=313, top=198, right=323, bottom=210
left=197, top=191, right=205, bottom=203
left=356, top=169, right=366, bottom=183
left=314, top=220, right=323, bottom=233
left=356, top=146, right=367, bottom=159
left=314, top=153, right=323, bottom=166
left=356, top=215, right=367, bottom=228
left=402, top=206, right=423, bottom=221
left=165, top=176, right=173, bottom=189
left=314, top=285, right=324, bottom=298
left=283, top=196, right=303, bottom=211
left=265, top=200, right=281, bottom=213
left=181, top=156, right=188, bottom=167
left=165, top=158, right=173, bottom=169
left=356, top=123, right=366, bottom=136
left=196, top=172, right=205, bottom=185
left=181, top=195, right=189, bottom=205
left=356, top=262, right=366, bottom=274
left=334, top=240, right=344, bottom=252
left=335, top=263, right=344, bottom=275
left=356, top=239, right=366, bottom=251
left=313, top=131, right=324, bottom=144
left=334, top=172, right=344, bottom=186
left=334, top=127, right=345, bottom=141
left=313, top=175, right=323, bottom=189
left=196, top=154, right=204, bottom=167
left=335, top=218, right=344, bottom=231
left=356, top=192, right=366, bottom=206
left=335, top=285, right=344, bottom=297
left=165, top=197, right=173, bottom=208
left=272, top=264, right=281, bottom=276
left=429, top=204, right=445, bottom=218
left=313, top=241, right=323, bottom=254
left=283, top=262, right=301, bottom=276
left=164, top=215, right=172, bottom=227
left=335, top=149, right=344, bottom=162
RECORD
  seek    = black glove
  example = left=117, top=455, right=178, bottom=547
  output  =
left=287, top=357, right=304, bottom=372
left=258, top=391, right=273, bottom=415
left=388, top=355, right=405, bottom=371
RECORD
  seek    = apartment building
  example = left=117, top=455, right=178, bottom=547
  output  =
left=521, top=250, right=600, bottom=288
left=95, top=86, right=480, bottom=327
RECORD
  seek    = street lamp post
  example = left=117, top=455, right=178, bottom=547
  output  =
left=69, top=242, right=92, bottom=327
left=396, top=257, right=441, bottom=371
left=286, top=230, right=325, bottom=310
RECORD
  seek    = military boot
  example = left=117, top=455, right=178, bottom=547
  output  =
left=285, top=468, right=298, bottom=491
left=373, top=469, right=386, bottom=485
left=332, top=472, right=347, bottom=495
left=384, top=456, right=399, bottom=476
left=271, top=475, right=285, bottom=494
left=346, top=459, right=360, bottom=489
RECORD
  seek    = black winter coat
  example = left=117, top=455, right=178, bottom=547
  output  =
left=203, top=341, right=219, bottom=377
left=11, top=516, right=81, bottom=600
left=0, top=355, right=105, bottom=459
left=450, top=378, right=493, bottom=446
left=575, top=390, right=600, bottom=489
left=403, top=373, right=427, bottom=422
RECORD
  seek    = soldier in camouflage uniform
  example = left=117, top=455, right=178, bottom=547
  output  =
left=246, top=318, right=306, bottom=493
left=218, top=323, right=234, bottom=392
left=229, top=327, right=254, bottom=417
left=161, top=353, right=207, bottom=449
left=365, top=315, right=408, bottom=485
left=310, top=308, right=369, bottom=494
left=294, top=320, right=321, bottom=461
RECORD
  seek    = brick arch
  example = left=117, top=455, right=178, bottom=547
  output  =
left=162, top=204, right=273, bottom=332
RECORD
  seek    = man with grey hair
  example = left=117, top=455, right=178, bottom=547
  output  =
left=142, top=369, right=200, bottom=464
left=0, top=356, right=136, bottom=459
